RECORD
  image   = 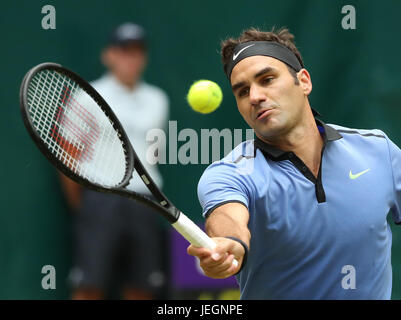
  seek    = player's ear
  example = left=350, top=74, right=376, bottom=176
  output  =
left=297, top=69, right=312, bottom=96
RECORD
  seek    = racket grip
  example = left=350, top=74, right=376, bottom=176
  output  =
left=172, top=212, right=239, bottom=268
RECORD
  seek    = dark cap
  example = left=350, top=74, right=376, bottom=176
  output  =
left=109, top=23, right=146, bottom=47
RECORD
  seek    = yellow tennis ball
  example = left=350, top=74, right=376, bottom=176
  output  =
left=187, top=80, right=223, bottom=114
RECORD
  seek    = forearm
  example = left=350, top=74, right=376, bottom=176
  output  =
left=205, top=202, right=251, bottom=247
left=187, top=202, right=250, bottom=278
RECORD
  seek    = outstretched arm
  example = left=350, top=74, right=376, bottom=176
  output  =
left=187, top=202, right=250, bottom=279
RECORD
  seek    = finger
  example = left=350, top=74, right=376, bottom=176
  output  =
left=203, top=254, right=236, bottom=278
left=201, top=239, right=240, bottom=269
left=212, top=239, right=241, bottom=258
left=209, top=243, right=239, bottom=267
left=187, top=245, right=212, bottom=258
left=201, top=251, right=229, bottom=267
left=202, top=253, right=234, bottom=274
left=226, top=255, right=241, bottom=275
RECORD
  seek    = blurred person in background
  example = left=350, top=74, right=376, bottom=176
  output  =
left=59, top=22, right=169, bottom=300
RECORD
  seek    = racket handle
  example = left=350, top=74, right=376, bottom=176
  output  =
left=172, top=212, right=239, bottom=268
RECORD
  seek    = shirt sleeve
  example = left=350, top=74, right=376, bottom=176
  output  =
left=384, top=133, right=401, bottom=224
left=197, top=160, right=252, bottom=218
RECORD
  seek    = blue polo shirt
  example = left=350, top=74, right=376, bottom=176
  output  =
left=197, top=120, right=401, bottom=299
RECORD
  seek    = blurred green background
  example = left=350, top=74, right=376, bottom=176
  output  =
left=1, top=0, right=401, bottom=299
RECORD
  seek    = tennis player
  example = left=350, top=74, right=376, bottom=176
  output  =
left=187, top=27, right=401, bottom=299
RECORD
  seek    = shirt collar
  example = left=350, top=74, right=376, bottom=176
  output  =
left=254, top=119, right=343, bottom=160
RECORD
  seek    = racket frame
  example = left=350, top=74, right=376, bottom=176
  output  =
left=19, top=62, right=180, bottom=223
left=20, top=62, right=243, bottom=266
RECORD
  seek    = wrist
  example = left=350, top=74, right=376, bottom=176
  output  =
left=224, top=236, right=248, bottom=274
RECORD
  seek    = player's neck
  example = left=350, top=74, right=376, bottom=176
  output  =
left=260, top=114, right=324, bottom=177
left=286, top=123, right=323, bottom=177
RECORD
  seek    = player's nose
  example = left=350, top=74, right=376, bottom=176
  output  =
left=249, top=84, right=266, bottom=107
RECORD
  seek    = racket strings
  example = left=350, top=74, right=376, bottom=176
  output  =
left=29, top=71, right=84, bottom=171
left=50, top=85, right=100, bottom=162
left=26, top=69, right=128, bottom=187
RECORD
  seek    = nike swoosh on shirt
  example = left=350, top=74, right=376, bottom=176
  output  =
left=232, top=44, right=255, bottom=60
left=349, top=168, right=370, bottom=180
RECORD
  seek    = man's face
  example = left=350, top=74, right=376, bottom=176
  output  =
left=103, top=43, right=147, bottom=85
left=230, top=55, right=311, bottom=140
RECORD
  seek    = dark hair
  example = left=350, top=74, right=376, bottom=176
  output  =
left=221, top=27, right=303, bottom=83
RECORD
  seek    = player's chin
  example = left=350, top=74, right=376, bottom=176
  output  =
left=254, top=119, right=281, bottom=138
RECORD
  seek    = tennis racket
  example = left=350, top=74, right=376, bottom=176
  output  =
left=19, top=62, right=238, bottom=267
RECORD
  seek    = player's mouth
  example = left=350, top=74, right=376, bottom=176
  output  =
left=256, top=108, right=275, bottom=121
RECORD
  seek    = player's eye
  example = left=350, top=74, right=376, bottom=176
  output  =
left=238, top=87, right=249, bottom=97
left=261, top=77, right=274, bottom=85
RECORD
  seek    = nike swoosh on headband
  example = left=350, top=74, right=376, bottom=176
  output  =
left=232, top=44, right=255, bottom=60
left=224, top=41, right=302, bottom=80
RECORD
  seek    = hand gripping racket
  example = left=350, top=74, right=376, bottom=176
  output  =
left=19, top=62, right=238, bottom=268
